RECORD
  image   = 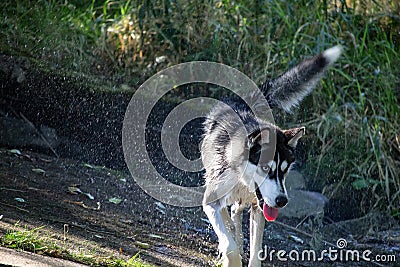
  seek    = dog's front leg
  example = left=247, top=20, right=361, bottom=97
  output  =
left=204, top=203, right=242, bottom=267
left=231, top=202, right=244, bottom=255
left=249, top=204, right=265, bottom=267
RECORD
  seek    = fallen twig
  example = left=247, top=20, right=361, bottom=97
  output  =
left=63, top=200, right=100, bottom=211
left=272, top=220, right=317, bottom=241
left=0, top=187, right=26, bottom=193
left=0, top=201, right=29, bottom=213
left=19, top=112, right=59, bottom=159
left=48, top=218, right=113, bottom=235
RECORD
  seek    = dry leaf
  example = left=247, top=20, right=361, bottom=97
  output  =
left=9, top=149, right=22, bottom=155
left=32, top=168, right=46, bottom=174
left=14, top=197, right=26, bottom=203
left=109, top=197, right=122, bottom=204
left=134, top=241, right=150, bottom=249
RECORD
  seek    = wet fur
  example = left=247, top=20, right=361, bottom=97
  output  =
left=202, top=46, right=342, bottom=267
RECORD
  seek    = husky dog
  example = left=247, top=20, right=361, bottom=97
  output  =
left=202, top=46, right=342, bottom=267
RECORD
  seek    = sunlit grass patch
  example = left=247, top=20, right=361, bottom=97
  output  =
left=1, top=225, right=61, bottom=255
left=1, top=224, right=153, bottom=267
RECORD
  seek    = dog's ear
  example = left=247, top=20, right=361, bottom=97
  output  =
left=246, top=128, right=275, bottom=165
left=260, top=46, right=342, bottom=112
left=284, top=127, right=305, bottom=148
left=247, top=128, right=271, bottom=148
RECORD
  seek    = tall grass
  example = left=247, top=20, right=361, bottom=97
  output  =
left=1, top=0, right=399, bottom=218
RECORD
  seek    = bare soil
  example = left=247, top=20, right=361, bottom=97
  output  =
left=0, top=148, right=214, bottom=267
left=1, top=148, right=399, bottom=267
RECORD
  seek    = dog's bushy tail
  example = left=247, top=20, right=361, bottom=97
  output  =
left=260, top=46, right=342, bottom=112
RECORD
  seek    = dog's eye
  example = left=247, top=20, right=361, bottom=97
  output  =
left=261, top=166, right=270, bottom=172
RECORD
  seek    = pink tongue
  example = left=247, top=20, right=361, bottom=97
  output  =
left=263, top=203, right=278, bottom=221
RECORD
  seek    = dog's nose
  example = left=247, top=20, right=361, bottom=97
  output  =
left=275, top=195, right=288, bottom=208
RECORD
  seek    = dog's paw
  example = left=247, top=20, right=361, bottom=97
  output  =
left=218, top=241, right=242, bottom=267
left=220, top=251, right=242, bottom=267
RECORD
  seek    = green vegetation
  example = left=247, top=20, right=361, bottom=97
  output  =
left=1, top=225, right=153, bottom=267
left=0, top=0, right=399, bottom=218
left=2, top=225, right=60, bottom=254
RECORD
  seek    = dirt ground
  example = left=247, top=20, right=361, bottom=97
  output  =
left=0, top=147, right=399, bottom=267
left=0, top=148, right=214, bottom=266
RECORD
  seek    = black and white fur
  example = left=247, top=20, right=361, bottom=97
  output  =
left=202, top=46, right=342, bottom=267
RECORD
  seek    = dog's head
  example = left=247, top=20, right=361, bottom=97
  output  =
left=242, top=126, right=305, bottom=221
left=242, top=46, right=342, bottom=221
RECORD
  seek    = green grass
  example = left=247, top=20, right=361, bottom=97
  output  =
left=0, top=0, right=399, bottom=218
left=2, top=225, right=60, bottom=254
left=1, top=225, right=153, bottom=267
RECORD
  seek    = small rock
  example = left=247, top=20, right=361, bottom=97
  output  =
left=280, top=190, right=328, bottom=219
left=285, top=170, right=306, bottom=190
left=0, top=116, right=59, bottom=149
